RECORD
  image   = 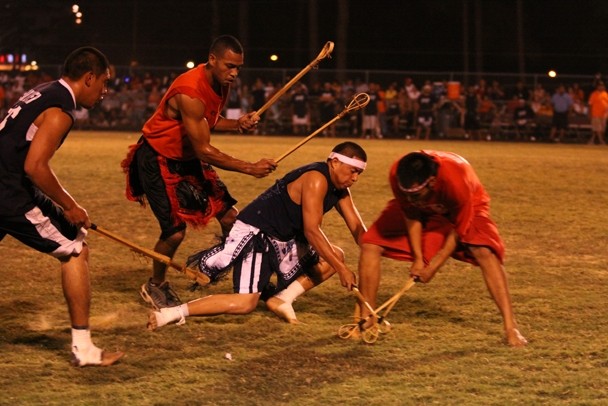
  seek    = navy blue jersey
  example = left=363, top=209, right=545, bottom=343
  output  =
left=0, top=80, right=76, bottom=216
left=237, top=162, right=346, bottom=241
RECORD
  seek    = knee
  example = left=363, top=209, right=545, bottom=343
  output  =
left=360, top=242, right=383, bottom=257
left=469, top=245, right=494, bottom=261
left=228, top=295, right=259, bottom=314
left=163, top=229, right=186, bottom=248
left=218, top=207, right=238, bottom=232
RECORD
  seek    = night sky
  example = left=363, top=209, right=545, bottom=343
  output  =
left=2, top=0, right=607, bottom=76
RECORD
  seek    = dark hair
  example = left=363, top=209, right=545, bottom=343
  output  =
left=210, top=35, right=244, bottom=56
left=396, top=152, right=438, bottom=188
left=331, top=141, right=367, bottom=162
left=62, top=46, right=109, bottom=80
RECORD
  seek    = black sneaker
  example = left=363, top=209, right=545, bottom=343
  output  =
left=140, top=279, right=182, bottom=310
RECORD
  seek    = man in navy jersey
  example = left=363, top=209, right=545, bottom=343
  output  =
left=0, top=47, right=124, bottom=367
left=147, top=142, right=368, bottom=330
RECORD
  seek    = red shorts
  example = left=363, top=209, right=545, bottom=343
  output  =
left=361, top=199, right=505, bottom=265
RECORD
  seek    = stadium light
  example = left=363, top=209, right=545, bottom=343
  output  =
left=270, top=54, right=279, bottom=62
left=548, top=70, right=557, bottom=78
left=186, top=61, right=195, bottom=69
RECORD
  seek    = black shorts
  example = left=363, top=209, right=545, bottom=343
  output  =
left=552, top=112, right=569, bottom=130
left=133, top=140, right=237, bottom=240
left=0, top=195, right=85, bottom=258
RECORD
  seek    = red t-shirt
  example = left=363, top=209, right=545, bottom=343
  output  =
left=390, top=150, right=491, bottom=242
left=361, top=150, right=504, bottom=265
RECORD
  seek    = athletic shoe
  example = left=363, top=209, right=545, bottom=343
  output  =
left=70, top=345, right=124, bottom=367
left=140, top=279, right=182, bottom=310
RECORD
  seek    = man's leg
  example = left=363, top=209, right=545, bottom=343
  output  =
left=265, top=246, right=344, bottom=323
left=265, top=260, right=336, bottom=323
left=599, top=121, right=607, bottom=144
left=151, top=229, right=185, bottom=283
left=147, top=293, right=260, bottom=330
left=216, top=206, right=238, bottom=237
left=469, top=245, right=528, bottom=347
left=141, top=229, right=186, bottom=310
left=61, top=245, right=124, bottom=366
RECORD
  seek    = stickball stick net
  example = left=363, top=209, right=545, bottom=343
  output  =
left=338, top=277, right=417, bottom=344
left=89, top=224, right=210, bottom=286
left=275, top=92, right=370, bottom=163
left=254, top=41, right=334, bottom=118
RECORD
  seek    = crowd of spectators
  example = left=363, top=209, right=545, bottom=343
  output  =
left=1, top=68, right=606, bottom=144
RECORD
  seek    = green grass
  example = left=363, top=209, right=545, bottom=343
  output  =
left=1, top=132, right=607, bottom=405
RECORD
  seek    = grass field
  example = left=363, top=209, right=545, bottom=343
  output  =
left=1, top=132, right=607, bottom=405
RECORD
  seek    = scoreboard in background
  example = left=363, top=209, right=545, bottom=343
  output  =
left=0, top=54, right=38, bottom=71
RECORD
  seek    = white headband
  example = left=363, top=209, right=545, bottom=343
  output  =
left=328, top=152, right=367, bottom=171
left=397, top=177, right=432, bottom=193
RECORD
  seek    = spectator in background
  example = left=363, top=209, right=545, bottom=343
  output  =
left=362, top=83, right=382, bottom=139
left=414, top=84, right=436, bottom=140
left=477, top=93, right=497, bottom=132
left=377, top=83, right=388, bottom=137
left=530, top=83, right=547, bottom=114
left=532, top=86, right=554, bottom=139
left=511, top=80, right=530, bottom=101
left=384, top=82, right=401, bottom=137
left=463, top=85, right=481, bottom=140
left=290, top=83, right=310, bottom=135
left=513, top=98, right=535, bottom=141
left=487, top=80, right=506, bottom=101
left=250, top=78, right=267, bottom=133
left=225, top=80, right=243, bottom=120
left=587, top=81, right=608, bottom=145
left=401, top=77, right=420, bottom=133
left=146, top=84, right=162, bottom=116
left=0, top=82, right=6, bottom=118
left=569, top=83, right=587, bottom=116
left=319, top=82, right=337, bottom=137
left=549, top=84, right=573, bottom=143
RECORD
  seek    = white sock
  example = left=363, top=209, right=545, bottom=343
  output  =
left=179, top=304, right=190, bottom=317
left=71, top=328, right=93, bottom=351
left=274, top=281, right=305, bottom=304
left=155, top=306, right=187, bottom=327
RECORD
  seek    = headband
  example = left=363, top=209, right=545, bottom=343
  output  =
left=397, top=177, right=432, bottom=193
left=328, top=152, right=367, bottom=171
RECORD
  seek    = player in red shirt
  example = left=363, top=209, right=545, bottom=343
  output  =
left=358, top=150, right=527, bottom=347
left=122, top=35, right=277, bottom=310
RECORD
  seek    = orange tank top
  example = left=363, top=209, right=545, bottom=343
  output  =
left=142, top=64, right=227, bottom=160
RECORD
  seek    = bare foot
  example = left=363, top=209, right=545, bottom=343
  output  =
left=71, top=346, right=124, bottom=367
left=505, top=328, right=528, bottom=347
left=266, top=297, right=299, bottom=324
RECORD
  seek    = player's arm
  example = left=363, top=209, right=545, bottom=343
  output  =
left=175, top=93, right=276, bottom=177
left=418, top=228, right=458, bottom=283
left=335, top=189, right=367, bottom=244
left=24, top=108, right=90, bottom=228
left=301, top=172, right=356, bottom=289
left=213, top=111, right=259, bottom=133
